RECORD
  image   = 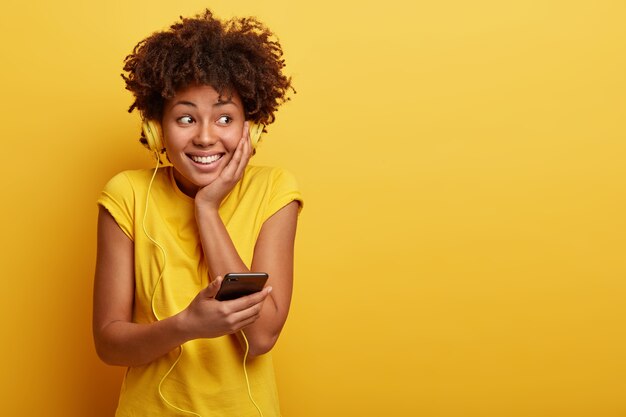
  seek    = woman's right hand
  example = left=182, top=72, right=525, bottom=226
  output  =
left=177, top=276, right=272, bottom=340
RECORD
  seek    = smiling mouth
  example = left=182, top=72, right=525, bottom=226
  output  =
left=189, top=154, right=223, bottom=165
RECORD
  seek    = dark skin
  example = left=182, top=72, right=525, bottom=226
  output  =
left=122, top=9, right=293, bottom=132
left=93, top=84, right=299, bottom=366
left=96, top=9, right=297, bottom=367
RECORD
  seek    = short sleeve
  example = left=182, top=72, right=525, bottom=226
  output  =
left=97, top=172, right=136, bottom=240
left=265, top=168, right=303, bottom=220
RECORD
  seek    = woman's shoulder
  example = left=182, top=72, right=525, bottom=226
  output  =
left=244, top=165, right=299, bottom=187
left=103, top=167, right=170, bottom=192
left=242, top=165, right=303, bottom=213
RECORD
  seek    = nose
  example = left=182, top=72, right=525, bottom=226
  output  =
left=192, top=121, right=217, bottom=147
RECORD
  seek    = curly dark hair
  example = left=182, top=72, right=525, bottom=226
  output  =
left=122, top=9, right=293, bottom=129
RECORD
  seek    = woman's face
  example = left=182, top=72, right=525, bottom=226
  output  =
left=161, top=84, right=245, bottom=197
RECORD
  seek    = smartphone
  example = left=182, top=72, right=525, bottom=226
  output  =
left=215, top=272, right=269, bottom=301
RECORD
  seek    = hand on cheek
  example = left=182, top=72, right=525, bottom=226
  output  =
left=194, top=123, right=252, bottom=210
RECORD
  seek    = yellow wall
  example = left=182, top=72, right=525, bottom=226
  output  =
left=0, top=1, right=624, bottom=416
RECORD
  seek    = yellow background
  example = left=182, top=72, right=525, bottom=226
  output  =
left=0, top=0, right=624, bottom=416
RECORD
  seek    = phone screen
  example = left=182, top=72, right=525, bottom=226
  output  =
left=215, top=272, right=269, bottom=301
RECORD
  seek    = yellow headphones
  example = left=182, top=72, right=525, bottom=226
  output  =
left=247, top=122, right=264, bottom=149
left=140, top=118, right=266, bottom=417
left=142, top=119, right=164, bottom=153
left=142, top=120, right=264, bottom=153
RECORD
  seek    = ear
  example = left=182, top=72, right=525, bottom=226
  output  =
left=142, top=120, right=164, bottom=153
left=248, top=122, right=265, bottom=150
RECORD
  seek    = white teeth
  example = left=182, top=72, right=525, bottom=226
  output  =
left=190, top=154, right=222, bottom=164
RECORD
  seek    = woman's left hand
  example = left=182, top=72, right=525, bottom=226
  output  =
left=195, top=122, right=252, bottom=209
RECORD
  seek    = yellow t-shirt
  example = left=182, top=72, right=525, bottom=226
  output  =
left=98, top=165, right=303, bottom=417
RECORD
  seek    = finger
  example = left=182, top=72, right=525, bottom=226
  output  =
left=243, top=121, right=250, bottom=141
left=203, top=276, right=223, bottom=299
left=228, top=299, right=265, bottom=328
left=231, top=122, right=251, bottom=176
left=223, top=139, right=247, bottom=184
left=233, top=314, right=261, bottom=332
left=220, top=136, right=245, bottom=180
left=225, top=286, right=271, bottom=311
left=243, top=121, right=252, bottom=154
left=225, top=314, right=259, bottom=334
left=233, top=137, right=251, bottom=179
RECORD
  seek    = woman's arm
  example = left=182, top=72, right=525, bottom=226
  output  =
left=196, top=201, right=299, bottom=356
left=93, top=206, right=187, bottom=366
left=244, top=200, right=299, bottom=356
left=193, top=127, right=300, bottom=356
left=194, top=200, right=299, bottom=357
left=193, top=128, right=253, bottom=280
left=93, top=206, right=269, bottom=367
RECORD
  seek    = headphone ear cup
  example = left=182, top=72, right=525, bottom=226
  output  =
left=142, top=120, right=164, bottom=153
left=249, top=123, right=265, bottom=150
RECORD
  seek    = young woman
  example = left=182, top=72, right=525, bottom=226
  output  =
left=93, top=10, right=302, bottom=416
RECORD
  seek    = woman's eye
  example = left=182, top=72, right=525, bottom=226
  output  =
left=217, top=115, right=232, bottom=125
left=178, top=116, right=193, bottom=125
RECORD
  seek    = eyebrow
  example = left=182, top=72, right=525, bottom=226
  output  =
left=170, top=99, right=239, bottom=110
left=215, top=96, right=238, bottom=107
left=171, top=100, right=197, bottom=109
